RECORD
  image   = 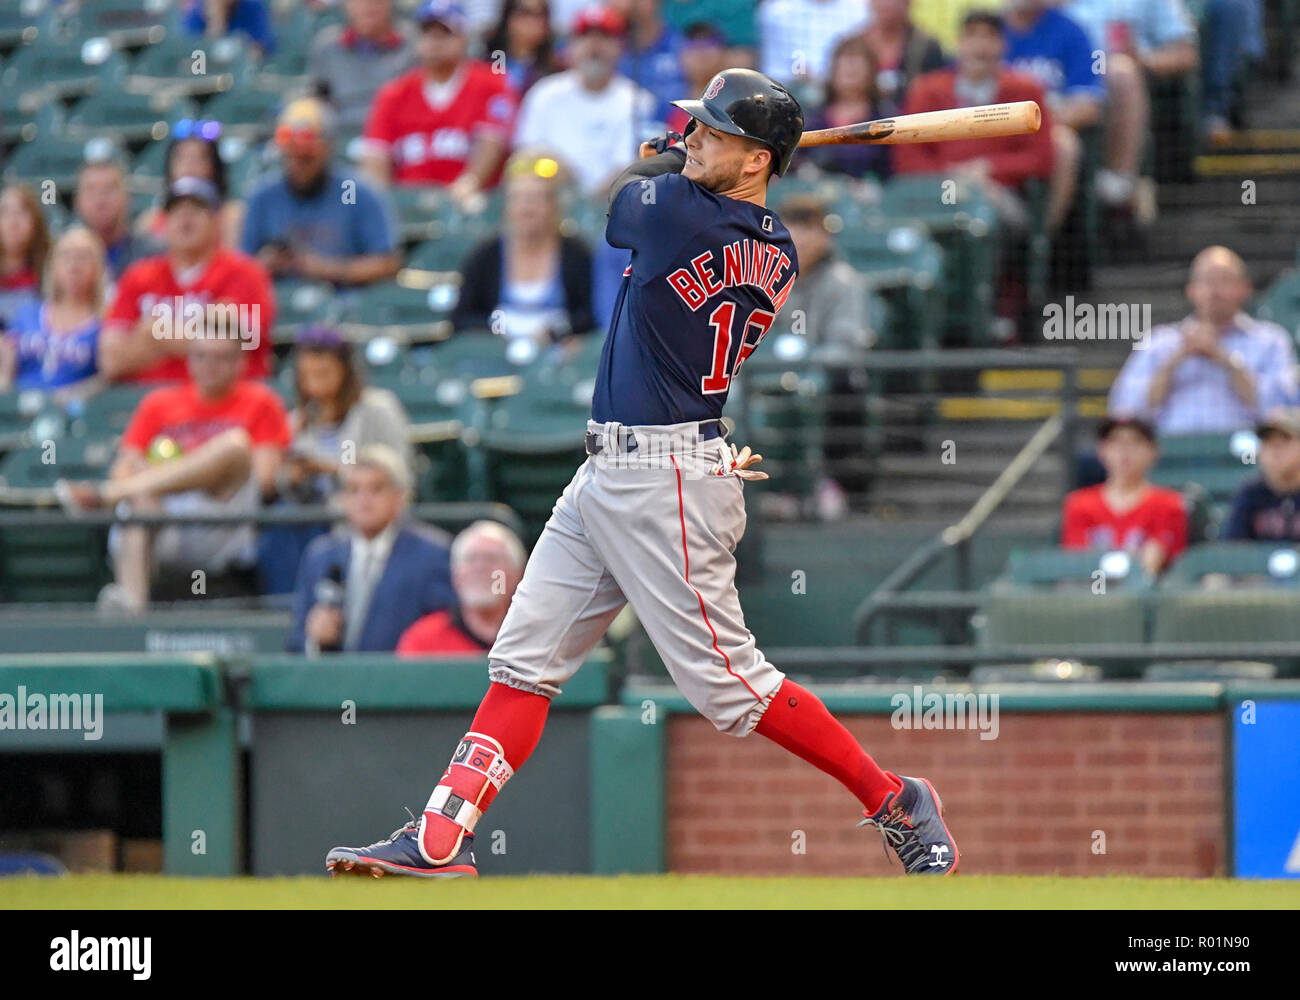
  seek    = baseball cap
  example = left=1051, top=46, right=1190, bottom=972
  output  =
left=163, top=176, right=221, bottom=211
left=415, top=0, right=468, bottom=33
left=275, top=97, right=336, bottom=149
left=573, top=4, right=626, bottom=37
left=1097, top=414, right=1156, bottom=443
left=1256, top=406, right=1300, bottom=439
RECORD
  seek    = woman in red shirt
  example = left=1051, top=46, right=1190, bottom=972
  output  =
left=1061, top=416, right=1188, bottom=575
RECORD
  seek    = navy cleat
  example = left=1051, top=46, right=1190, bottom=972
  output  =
left=326, top=812, right=478, bottom=879
left=858, top=773, right=959, bottom=875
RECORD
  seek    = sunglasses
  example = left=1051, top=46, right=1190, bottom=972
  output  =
left=275, top=123, right=327, bottom=148
left=172, top=119, right=222, bottom=142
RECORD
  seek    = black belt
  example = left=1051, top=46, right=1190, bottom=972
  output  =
left=585, top=420, right=724, bottom=456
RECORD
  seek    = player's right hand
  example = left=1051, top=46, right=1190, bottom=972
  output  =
left=640, top=131, right=684, bottom=158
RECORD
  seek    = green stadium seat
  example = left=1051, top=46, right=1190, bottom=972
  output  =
left=336, top=281, right=445, bottom=335
left=879, top=174, right=999, bottom=347
left=64, top=90, right=196, bottom=144
left=200, top=86, right=283, bottom=141
left=54, top=0, right=175, bottom=48
left=1151, top=431, right=1256, bottom=503
left=0, top=6, right=40, bottom=51
left=270, top=279, right=339, bottom=342
left=974, top=589, right=1149, bottom=660
left=1001, top=546, right=1154, bottom=591
left=0, top=520, right=111, bottom=603
left=833, top=217, right=944, bottom=351
left=1255, top=268, right=1300, bottom=347
left=128, top=34, right=255, bottom=97
left=64, top=385, right=152, bottom=441
left=3, top=134, right=122, bottom=195
left=1161, top=541, right=1300, bottom=587
left=2, top=30, right=130, bottom=103
left=0, top=434, right=116, bottom=489
left=1150, top=589, right=1300, bottom=674
left=407, top=234, right=483, bottom=273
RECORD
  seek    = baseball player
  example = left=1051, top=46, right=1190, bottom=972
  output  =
left=327, top=69, right=959, bottom=878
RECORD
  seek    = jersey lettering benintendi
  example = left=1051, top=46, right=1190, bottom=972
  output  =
left=592, top=171, right=799, bottom=426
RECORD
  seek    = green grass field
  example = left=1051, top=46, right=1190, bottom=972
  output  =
left=2, top=875, right=1297, bottom=909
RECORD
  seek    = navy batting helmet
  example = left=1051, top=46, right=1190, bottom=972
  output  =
left=672, top=68, right=804, bottom=177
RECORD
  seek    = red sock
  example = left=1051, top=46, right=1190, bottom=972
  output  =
left=756, top=679, right=902, bottom=814
left=468, top=681, right=551, bottom=769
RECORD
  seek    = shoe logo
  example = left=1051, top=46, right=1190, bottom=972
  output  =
left=930, top=844, right=951, bottom=867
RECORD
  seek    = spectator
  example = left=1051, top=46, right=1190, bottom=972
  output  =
left=1002, top=0, right=1104, bottom=231
left=861, top=0, right=946, bottom=106
left=799, top=33, right=896, bottom=180
left=289, top=444, right=455, bottom=654
left=361, top=0, right=516, bottom=202
left=397, top=520, right=526, bottom=654
left=242, top=98, right=400, bottom=288
left=183, top=0, right=276, bottom=56
left=613, top=0, right=687, bottom=118
left=662, top=0, right=759, bottom=62
left=0, top=184, right=49, bottom=331
left=257, top=325, right=414, bottom=594
left=484, top=0, right=559, bottom=98
left=309, top=0, right=417, bottom=138
left=673, top=22, right=732, bottom=134
left=758, top=0, right=873, bottom=85
left=101, top=177, right=275, bottom=383
left=1064, top=0, right=1197, bottom=219
left=135, top=124, right=245, bottom=248
left=73, top=159, right=154, bottom=283
left=1108, top=246, right=1298, bottom=436
left=1223, top=407, right=1300, bottom=542
left=778, top=194, right=874, bottom=515
left=284, top=325, right=414, bottom=505
left=895, top=12, right=1054, bottom=333
left=0, top=227, right=107, bottom=395
left=514, top=5, right=663, bottom=197
left=453, top=152, right=595, bottom=341
left=57, top=334, right=292, bottom=613
left=1062, top=415, right=1187, bottom=576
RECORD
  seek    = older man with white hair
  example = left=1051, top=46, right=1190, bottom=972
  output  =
left=289, top=444, right=454, bottom=654
left=397, top=520, right=526, bottom=655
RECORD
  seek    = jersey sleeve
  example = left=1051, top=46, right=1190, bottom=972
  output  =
left=1060, top=490, right=1092, bottom=548
left=105, top=264, right=145, bottom=329
left=606, top=173, right=714, bottom=260
left=361, top=79, right=401, bottom=154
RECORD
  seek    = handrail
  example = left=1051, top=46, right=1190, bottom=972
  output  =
left=853, top=412, right=1066, bottom=644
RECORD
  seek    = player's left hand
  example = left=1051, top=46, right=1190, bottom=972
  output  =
left=710, top=443, right=769, bottom=481
left=639, top=131, right=684, bottom=158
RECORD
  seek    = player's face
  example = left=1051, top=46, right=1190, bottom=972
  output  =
left=1259, top=431, right=1300, bottom=490
left=342, top=466, right=406, bottom=538
left=1098, top=428, right=1157, bottom=483
left=681, top=123, right=769, bottom=192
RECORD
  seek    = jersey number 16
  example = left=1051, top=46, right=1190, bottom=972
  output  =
left=702, top=302, right=776, bottom=394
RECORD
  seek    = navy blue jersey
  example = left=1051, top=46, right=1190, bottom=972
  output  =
left=592, top=172, right=799, bottom=426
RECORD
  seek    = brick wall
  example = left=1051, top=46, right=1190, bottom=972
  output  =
left=666, top=712, right=1225, bottom=876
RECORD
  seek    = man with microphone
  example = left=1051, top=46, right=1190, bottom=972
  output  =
left=289, top=444, right=455, bottom=654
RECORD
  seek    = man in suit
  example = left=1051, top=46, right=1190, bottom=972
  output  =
left=289, top=443, right=454, bottom=654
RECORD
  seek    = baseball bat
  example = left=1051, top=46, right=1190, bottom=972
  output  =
left=796, top=101, right=1041, bottom=147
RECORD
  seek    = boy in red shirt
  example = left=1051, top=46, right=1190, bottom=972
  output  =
left=360, top=0, right=515, bottom=198
left=99, top=177, right=275, bottom=383
left=1061, top=415, right=1188, bottom=575
left=58, top=335, right=291, bottom=611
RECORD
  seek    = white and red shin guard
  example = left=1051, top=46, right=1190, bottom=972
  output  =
left=419, top=732, right=514, bottom=865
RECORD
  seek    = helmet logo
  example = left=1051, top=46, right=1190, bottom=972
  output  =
left=703, top=74, right=725, bottom=100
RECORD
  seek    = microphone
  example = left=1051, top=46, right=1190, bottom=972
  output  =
left=313, top=563, right=345, bottom=653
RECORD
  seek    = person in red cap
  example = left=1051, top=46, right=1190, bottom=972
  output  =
left=514, top=4, right=664, bottom=196
left=360, top=0, right=516, bottom=200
